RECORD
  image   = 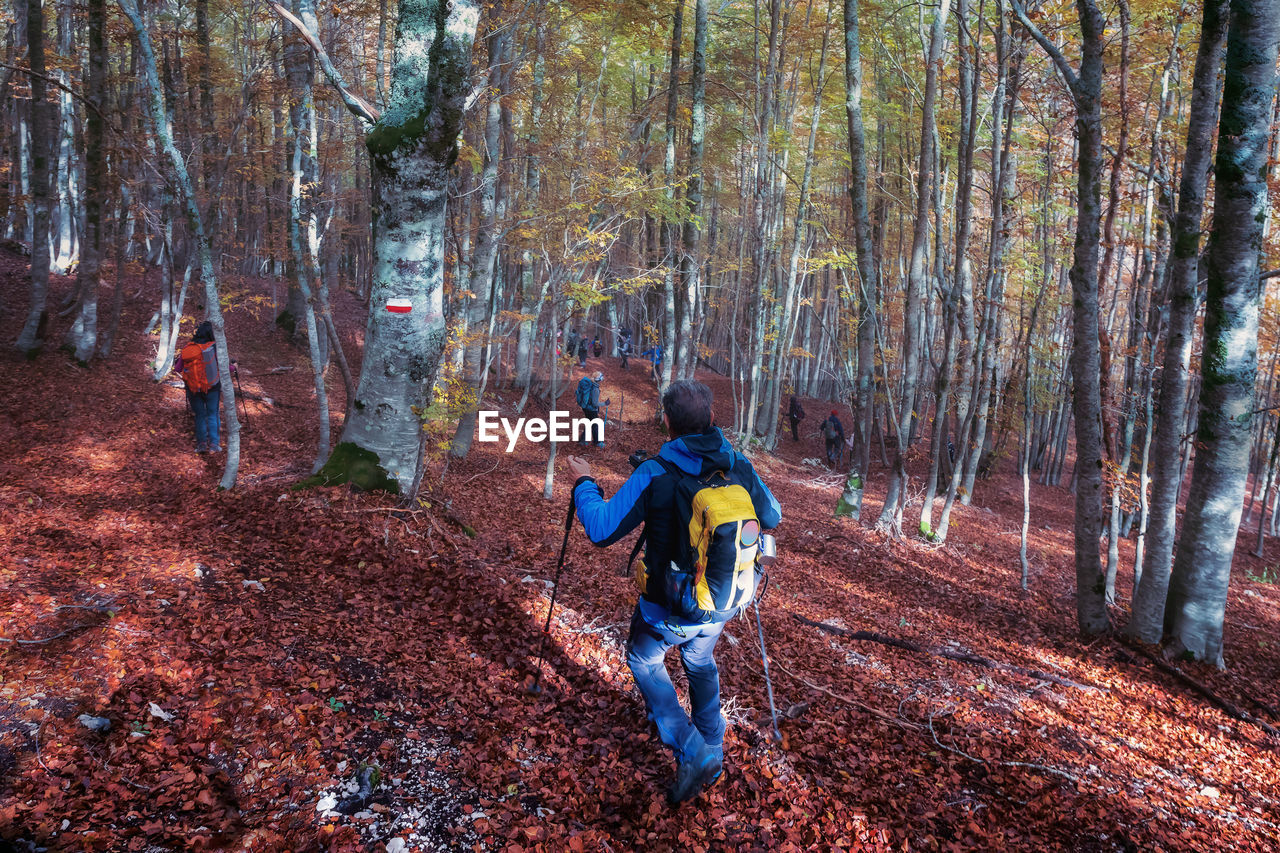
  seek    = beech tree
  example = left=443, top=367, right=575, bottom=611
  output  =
left=1163, top=0, right=1279, bottom=666
left=282, top=0, right=481, bottom=494
left=1126, top=0, right=1229, bottom=645
left=1014, top=0, right=1110, bottom=637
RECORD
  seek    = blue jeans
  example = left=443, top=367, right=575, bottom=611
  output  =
left=626, top=604, right=726, bottom=763
left=188, top=384, right=221, bottom=449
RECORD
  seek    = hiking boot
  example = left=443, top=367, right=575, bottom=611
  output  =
left=667, top=747, right=723, bottom=807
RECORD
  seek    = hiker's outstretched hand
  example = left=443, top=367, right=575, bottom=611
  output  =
left=566, top=455, right=592, bottom=481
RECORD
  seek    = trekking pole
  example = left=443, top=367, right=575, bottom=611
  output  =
left=232, top=366, right=251, bottom=431
left=752, top=574, right=783, bottom=743
left=531, top=492, right=577, bottom=694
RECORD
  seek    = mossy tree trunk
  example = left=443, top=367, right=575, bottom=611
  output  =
left=1164, top=0, right=1278, bottom=666
left=320, top=0, right=480, bottom=494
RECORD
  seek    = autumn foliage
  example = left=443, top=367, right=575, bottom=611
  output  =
left=3, top=252, right=1280, bottom=850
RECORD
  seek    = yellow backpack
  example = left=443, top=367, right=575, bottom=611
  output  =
left=646, top=459, right=762, bottom=622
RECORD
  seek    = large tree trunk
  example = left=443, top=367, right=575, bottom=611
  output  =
left=316, top=0, right=479, bottom=494
left=15, top=0, right=51, bottom=356
left=1126, top=0, right=1228, bottom=644
left=1163, top=0, right=1278, bottom=666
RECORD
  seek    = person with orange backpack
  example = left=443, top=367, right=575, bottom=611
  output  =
left=174, top=321, right=223, bottom=453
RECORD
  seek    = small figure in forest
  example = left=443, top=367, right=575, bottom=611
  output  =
left=566, top=328, right=579, bottom=359
left=821, top=410, right=845, bottom=467
left=577, top=336, right=589, bottom=368
left=566, top=380, right=781, bottom=806
left=174, top=321, right=223, bottom=453
left=592, top=336, right=603, bottom=358
left=642, top=344, right=663, bottom=384
left=575, top=371, right=605, bottom=447
left=618, top=328, right=633, bottom=370
left=786, top=395, right=805, bottom=442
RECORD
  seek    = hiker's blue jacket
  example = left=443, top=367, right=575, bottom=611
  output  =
left=573, top=427, right=781, bottom=623
left=641, top=346, right=663, bottom=365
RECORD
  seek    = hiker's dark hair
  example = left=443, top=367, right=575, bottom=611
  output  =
left=193, top=321, right=214, bottom=344
left=663, top=380, right=714, bottom=437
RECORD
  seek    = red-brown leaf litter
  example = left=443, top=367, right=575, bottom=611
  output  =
left=3, top=252, right=1279, bottom=851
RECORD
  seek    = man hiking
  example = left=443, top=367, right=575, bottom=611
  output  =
left=575, top=371, right=605, bottom=447
left=821, top=410, right=845, bottom=467
left=577, top=336, right=590, bottom=369
left=641, top=343, right=663, bottom=384
left=174, top=321, right=223, bottom=453
left=566, top=380, right=781, bottom=805
left=786, top=395, right=805, bottom=442
left=618, top=328, right=633, bottom=370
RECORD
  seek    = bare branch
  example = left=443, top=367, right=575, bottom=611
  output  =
left=270, top=2, right=379, bottom=126
left=1008, top=0, right=1081, bottom=95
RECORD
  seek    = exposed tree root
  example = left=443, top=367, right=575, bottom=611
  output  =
left=1115, top=641, right=1280, bottom=740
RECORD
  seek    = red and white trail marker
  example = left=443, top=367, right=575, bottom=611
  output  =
left=385, top=298, right=413, bottom=314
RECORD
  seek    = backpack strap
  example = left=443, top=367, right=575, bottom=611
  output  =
left=623, top=456, right=679, bottom=577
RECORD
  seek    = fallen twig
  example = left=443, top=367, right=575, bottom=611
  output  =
left=769, top=657, right=923, bottom=732
left=793, top=613, right=1102, bottom=693
left=926, top=702, right=1082, bottom=785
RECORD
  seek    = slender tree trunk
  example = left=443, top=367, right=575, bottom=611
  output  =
left=1164, top=0, right=1278, bottom=666
left=123, top=0, right=241, bottom=489
left=285, top=0, right=331, bottom=472
left=677, top=0, right=707, bottom=383
left=1016, top=0, right=1110, bottom=635
left=659, top=0, right=683, bottom=392
left=15, top=0, right=51, bottom=356
left=65, top=0, right=106, bottom=363
left=452, top=8, right=506, bottom=459
left=1126, top=0, right=1228, bottom=644
left=877, top=0, right=950, bottom=533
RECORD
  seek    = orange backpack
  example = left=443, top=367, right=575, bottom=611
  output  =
left=180, top=341, right=219, bottom=393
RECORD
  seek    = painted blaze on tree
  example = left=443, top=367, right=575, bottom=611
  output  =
left=314, top=0, right=480, bottom=494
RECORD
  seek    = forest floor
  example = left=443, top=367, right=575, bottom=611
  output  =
left=2, top=249, right=1280, bottom=852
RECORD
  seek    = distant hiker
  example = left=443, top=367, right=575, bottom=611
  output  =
left=786, top=395, right=805, bottom=442
left=592, top=336, right=603, bottom=358
left=567, top=380, right=781, bottom=806
left=618, top=329, right=633, bottom=370
left=577, top=337, right=589, bottom=368
left=566, top=328, right=579, bottom=359
left=821, top=410, right=845, bottom=466
left=575, top=371, right=605, bottom=447
left=174, top=321, right=222, bottom=453
left=641, top=344, right=663, bottom=384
